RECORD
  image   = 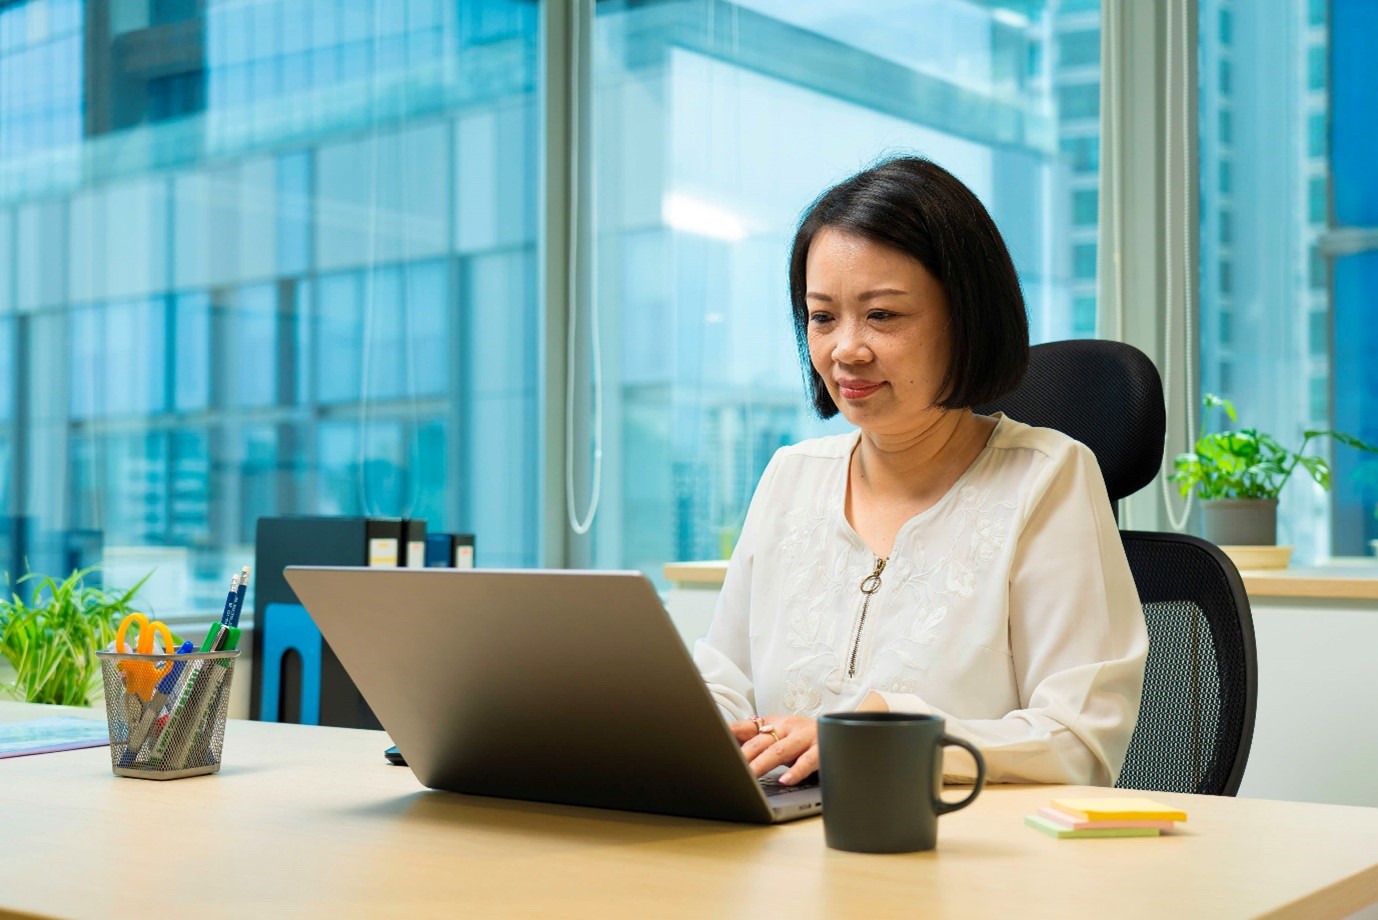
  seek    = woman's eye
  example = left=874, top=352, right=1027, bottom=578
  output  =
left=868, top=310, right=894, bottom=322
left=808, top=312, right=833, bottom=325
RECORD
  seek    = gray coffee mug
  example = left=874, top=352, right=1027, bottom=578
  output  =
left=817, top=712, right=985, bottom=853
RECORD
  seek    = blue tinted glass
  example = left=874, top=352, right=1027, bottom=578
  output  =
left=0, top=317, right=11, bottom=422
left=589, top=0, right=1101, bottom=577
left=229, top=284, right=277, bottom=408
left=174, top=291, right=211, bottom=412
left=318, top=271, right=361, bottom=405
left=169, top=427, right=210, bottom=543
left=277, top=152, right=311, bottom=276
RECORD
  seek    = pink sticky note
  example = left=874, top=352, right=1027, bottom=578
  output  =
left=1038, top=806, right=1175, bottom=831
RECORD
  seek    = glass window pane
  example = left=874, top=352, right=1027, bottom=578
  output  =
left=1197, top=0, right=1378, bottom=561
left=589, top=1, right=1103, bottom=577
left=5, top=0, right=539, bottom=614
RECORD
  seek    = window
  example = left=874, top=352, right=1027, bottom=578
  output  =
left=1309, top=112, right=1326, bottom=157
left=1220, top=209, right=1233, bottom=245
left=1198, top=0, right=1378, bottom=560
left=1059, top=83, right=1100, bottom=120
left=1309, top=45, right=1326, bottom=90
left=1310, top=176, right=1328, bottom=224
left=1062, top=135, right=1100, bottom=173
left=1220, top=7, right=1234, bottom=43
left=1059, top=30, right=1099, bottom=68
left=1, top=0, right=542, bottom=612
left=1219, top=108, right=1233, bottom=145
left=1219, top=260, right=1233, bottom=294
left=3, top=0, right=1108, bottom=607
left=1219, top=59, right=1232, bottom=94
left=1073, top=188, right=1098, bottom=226
left=1309, top=310, right=1328, bottom=356
left=1074, top=243, right=1098, bottom=280
left=1310, top=247, right=1328, bottom=289
left=585, top=0, right=1103, bottom=574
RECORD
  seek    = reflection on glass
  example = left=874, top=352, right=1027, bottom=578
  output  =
left=589, top=0, right=1102, bottom=579
left=2, top=0, right=540, bottom=613
left=1195, top=0, right=1377, bottom=560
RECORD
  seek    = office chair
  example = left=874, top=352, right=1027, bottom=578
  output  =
left=975, top=339, right=1258, bottom=796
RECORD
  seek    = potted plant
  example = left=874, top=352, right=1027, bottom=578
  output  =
left=0, top=567, right=154, bottom=707
left=1173, top=394, right=1378, bottom=546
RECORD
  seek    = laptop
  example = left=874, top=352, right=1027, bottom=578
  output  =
left=282, top=566, right=824, bottom=824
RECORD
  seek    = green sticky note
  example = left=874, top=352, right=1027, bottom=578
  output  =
left=1025, top=814, right=1161, bottom=839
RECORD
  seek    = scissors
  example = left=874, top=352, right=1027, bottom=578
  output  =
left=115, top=613, right=177, bottom=703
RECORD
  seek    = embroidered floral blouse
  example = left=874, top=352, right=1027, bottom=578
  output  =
left=693, top=414, right=1149, bottom=786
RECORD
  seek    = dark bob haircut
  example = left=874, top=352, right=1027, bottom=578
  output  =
left=788, top=156, right=1029, bottom=418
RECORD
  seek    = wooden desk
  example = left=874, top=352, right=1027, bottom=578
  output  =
left=3, top=702, right=1378, bottom=919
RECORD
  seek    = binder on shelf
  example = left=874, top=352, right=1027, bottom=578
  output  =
left=454, top=533, right=475, bottom=568
left=401, top=519, right=428, bottom=569
left=422, top=533, right=476, bottom=568
left=365, top=518, right=402, bottom=567
left=253, top=516, right=425, bottom=729
left=423, top=533, right=452, bottom=568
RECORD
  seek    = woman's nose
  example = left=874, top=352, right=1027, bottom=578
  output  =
left=831, top=320, right=872, bottom=363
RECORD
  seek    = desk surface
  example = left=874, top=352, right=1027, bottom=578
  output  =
left=3, top=702, right=1378, bottom=919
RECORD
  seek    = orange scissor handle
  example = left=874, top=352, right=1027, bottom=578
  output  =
left=116, top=613, right=176, bottom=656
left=116, top=613, right=176, bottom=700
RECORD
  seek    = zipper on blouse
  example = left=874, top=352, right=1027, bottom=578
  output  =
left=848, top=556, right=887, bottom=678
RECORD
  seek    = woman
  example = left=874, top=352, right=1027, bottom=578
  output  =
left=694, top=156, right=1148, bottom=788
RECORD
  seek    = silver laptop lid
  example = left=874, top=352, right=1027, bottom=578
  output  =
left=283, top=566, right=798, bottom=823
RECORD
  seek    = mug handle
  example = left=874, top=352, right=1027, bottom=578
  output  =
left=932, top=734, right=986, bottom=816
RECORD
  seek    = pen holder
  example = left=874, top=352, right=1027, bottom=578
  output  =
left=96, top=650, right=240, bottom=780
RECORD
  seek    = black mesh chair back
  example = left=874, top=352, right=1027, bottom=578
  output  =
left=976, top=339, right=1257, bottom=796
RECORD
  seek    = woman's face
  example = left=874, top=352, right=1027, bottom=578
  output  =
left=805, top=227, right=952, bottom=437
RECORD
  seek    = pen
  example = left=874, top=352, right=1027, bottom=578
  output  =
left=218, top=573, right=241, bottom=628
left=229, top=566, right=250, bottom=627
left=126, top=640, right=195, bottom=757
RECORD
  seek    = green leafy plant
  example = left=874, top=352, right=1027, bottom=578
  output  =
left=0, top=567, right=156, bottom=706
left=1173, top=394, right=1378, bottom=501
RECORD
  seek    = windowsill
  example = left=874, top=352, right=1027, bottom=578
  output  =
left=664, top=557, right=1378, bottom=602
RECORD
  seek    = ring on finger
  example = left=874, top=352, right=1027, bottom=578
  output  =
left=758, top=722, right=782, bottom=744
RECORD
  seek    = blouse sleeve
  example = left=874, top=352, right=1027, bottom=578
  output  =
left=692, top=451, right=784, bottom=723
left=874, top=441, right=1149, bottom=786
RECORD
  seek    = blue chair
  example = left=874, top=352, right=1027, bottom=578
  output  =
left=257, top=602, right=323, bottom=725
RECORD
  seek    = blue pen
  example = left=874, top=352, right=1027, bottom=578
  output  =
left=229, top=566, right=250, bottom=627
left=125, top=640, right=196, bottom=757
left=218, top=573, right=241, bottom=627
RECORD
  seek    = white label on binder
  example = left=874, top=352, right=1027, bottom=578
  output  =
left=368, top=538, right=398, bottom=567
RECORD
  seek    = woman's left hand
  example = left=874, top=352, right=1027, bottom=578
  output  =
left=728, top=714, right=818, bottom=785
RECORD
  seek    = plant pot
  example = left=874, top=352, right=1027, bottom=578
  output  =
left=1201, top=498, right=1278, bottom=546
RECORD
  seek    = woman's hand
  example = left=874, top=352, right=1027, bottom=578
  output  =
left=729, top=714, right=819, bottom=785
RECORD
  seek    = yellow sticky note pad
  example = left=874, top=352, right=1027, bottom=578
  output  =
left=1049, top=797, right=1188, bottom=823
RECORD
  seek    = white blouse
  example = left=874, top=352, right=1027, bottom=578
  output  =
left=693, top=414, right=1149, bottom=786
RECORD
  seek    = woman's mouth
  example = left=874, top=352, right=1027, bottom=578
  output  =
left=837, top=379, right=883, bottom=400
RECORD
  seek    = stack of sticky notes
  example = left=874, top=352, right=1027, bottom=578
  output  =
left=1025, top=797, right=1188, bottom=839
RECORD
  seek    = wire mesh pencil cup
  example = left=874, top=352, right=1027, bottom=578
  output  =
left=96, top=649, right=239, bottom=780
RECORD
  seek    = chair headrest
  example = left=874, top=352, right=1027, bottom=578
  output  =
left=975, top=340, right=1165, bottom=502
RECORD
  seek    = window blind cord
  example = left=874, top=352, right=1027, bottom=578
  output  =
left=565, top=0, right=604, bottom=536
left=399, top=24, right=420, bottom=521
left=358, top=0, right=384, bottom=520
left=1100, top=0, right=1126, bottom=345
left=1102, top=1, right=1131, bottom=527
left=1159, top=0, right=1195, bottom=532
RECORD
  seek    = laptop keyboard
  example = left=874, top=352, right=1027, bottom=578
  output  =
left=760, top=774, right=820, bottom=796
